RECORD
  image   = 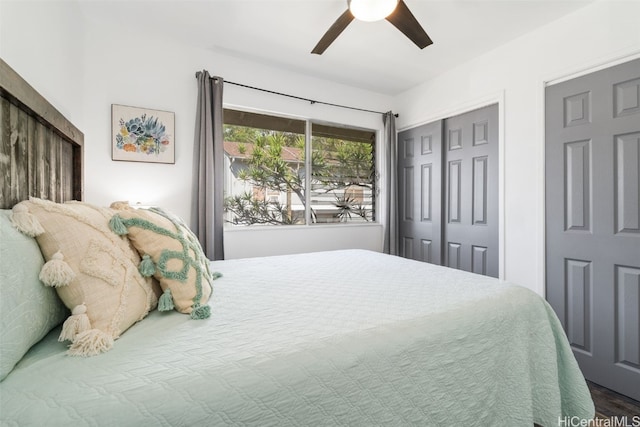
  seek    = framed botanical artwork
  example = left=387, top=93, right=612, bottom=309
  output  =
left=111, top=104, right=175, bottom=164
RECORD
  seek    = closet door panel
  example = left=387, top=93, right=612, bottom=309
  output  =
left=397, top=120, right=443, bottom=265
left=545, top=57, right=640, bottom=401
left=443, top=105, right=499, bottom=278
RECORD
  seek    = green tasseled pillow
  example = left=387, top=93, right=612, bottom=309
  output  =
left=109, top=204, right=219, bottom=319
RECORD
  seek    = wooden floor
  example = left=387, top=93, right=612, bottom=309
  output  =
left=588, top=381, right=640, bottom=420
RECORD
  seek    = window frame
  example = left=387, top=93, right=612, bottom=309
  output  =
left=307, top=120, right=377, bottom=225
left=223, top=107, right=379, bottom=227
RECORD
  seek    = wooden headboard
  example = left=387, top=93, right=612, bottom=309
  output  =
left=0, top=58, right=83, bottom=209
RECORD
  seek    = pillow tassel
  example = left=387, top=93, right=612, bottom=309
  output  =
left=138, top=254, right=156, bottom=277
left=190, top=303, right=211, bottom=320
left=67, top=329, right=114, bottom=357
left=59, top=304, right=91, bottom=342
left=39, top=251, right=75, bottom=287
left=10, top=203, right=45, bottom=237
left=109, top=214, right=128, bottom=236
left=158, top=288, right=175, bottom=312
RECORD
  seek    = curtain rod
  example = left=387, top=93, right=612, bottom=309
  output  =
left=195, top=72, right=397, bottom=118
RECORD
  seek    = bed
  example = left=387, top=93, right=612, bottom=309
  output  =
left=0, top=58, right=594, bottom=426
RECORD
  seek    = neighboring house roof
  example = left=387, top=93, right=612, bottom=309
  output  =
left=224, top=141, right=302, bottom=163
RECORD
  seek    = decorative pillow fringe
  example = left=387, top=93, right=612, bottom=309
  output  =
left=67, top=329, right=114, bottom=357
left=10, top=203, right=45, bottom=237
left=59, top=304, right=91, bottom=342
left=158, top=288, right=175, bottom=312
left=138, top=254, right=156, bottom=277
left=211, top=271, right=223, bottom=280
left=109, top=215, right=128, bottom=236
left=190, top=304, right=211, bottom=320
left=39, top=251, right=75, bottom=287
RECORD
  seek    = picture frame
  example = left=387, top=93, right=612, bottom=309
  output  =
left=111, top=104, right=175, bottom=164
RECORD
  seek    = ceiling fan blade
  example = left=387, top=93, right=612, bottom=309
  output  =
left=386, top=0, right=433, bottom=49
left=311, top=9, right=354, bottom=55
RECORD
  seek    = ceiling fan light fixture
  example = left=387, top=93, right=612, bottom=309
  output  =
left=348, top=0, right=399, bottom=22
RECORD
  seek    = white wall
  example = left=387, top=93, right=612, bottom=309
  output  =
left=393, top=0, right=640, bottom=295
left=1, top=1, right=392, bottom=259
left=0, top=0, right=84, bottom=126
left=225, top=224, right=382, bottom=259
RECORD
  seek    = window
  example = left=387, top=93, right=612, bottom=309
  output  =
left=310, top=123, right=376, bottom=223
left=223, top=109, right=376, bottom=226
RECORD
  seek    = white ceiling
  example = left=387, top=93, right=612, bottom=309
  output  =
left=80, top=0, right=595, bottom=96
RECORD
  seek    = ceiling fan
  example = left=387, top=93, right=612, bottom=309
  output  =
left=311, top=0, right=433, bottom=55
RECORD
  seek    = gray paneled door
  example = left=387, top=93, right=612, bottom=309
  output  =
left=444, top=105, right=499, bottom=277
left=397, top=104, right=498, bottom=278
left=546, top=58, right=640, bottom=401
left=397, top=119, right=443, bottom=264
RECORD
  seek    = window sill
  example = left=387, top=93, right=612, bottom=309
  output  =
left=224, top=222, right=381, bottom=232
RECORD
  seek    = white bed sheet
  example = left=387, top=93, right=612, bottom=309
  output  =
left=0, top=250, right=594, bottom=426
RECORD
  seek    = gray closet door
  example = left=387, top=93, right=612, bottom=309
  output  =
left=397, top=120, right=443, bottom=264
left=397, top=104, right=498, bottom=278
left=444, top=105, right=499, bottom=277
left=546, top=57, right=640, bottom=401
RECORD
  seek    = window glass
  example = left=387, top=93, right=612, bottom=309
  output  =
left=310, top=123, right=376, bottom=223
left=223, top=109, right=376, bottom=226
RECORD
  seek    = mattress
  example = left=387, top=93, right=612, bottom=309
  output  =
left=0, top=249, right=594, bottom=426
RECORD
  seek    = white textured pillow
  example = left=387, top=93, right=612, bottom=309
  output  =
left=11, top=198, right=159, bottom=356
left=0, top=209, right=67, bottom=380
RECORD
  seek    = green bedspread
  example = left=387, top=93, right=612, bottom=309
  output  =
left=0, top=250, right=594, bottom=426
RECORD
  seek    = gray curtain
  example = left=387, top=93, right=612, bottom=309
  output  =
left=193, top=70, right=224, bottom=260
left=382, top=111, right=398, bottom=255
